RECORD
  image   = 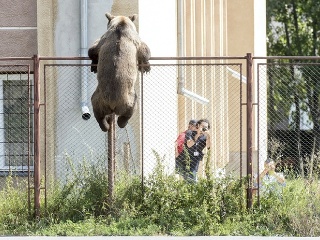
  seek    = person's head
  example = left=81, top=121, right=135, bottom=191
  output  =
left=264, top=160, right=276, bottom=172
left=196, top=119, right=210, bottom=133
left=188, top=119, right=197, bottom=131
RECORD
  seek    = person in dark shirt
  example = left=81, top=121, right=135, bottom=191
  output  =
left=175, top=119, right=211, bottom=182
left=175, top=119, right=197, bottom=158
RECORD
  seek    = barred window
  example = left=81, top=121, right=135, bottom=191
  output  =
left=0, top=70, right=33, bottom=173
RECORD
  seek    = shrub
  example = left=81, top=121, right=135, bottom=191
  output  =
left=0, top=175, right=31, bottom=234
left=1, top=154, right=320, bottom=236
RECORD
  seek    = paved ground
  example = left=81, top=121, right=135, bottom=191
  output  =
left=1, top=237, right=319, bottom=240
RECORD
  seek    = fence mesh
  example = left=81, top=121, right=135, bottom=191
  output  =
left=141, top=63, right=244, bottom=181
left=41, top=60, right=245, bottom=207
left=257, top=59, right=320, bottom=181
left=43, top=64, right=142, bottom=185
left=3, top=56, right=320, bottom=218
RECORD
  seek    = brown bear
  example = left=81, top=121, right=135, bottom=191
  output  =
left=88, top=13, right=151, bottom=132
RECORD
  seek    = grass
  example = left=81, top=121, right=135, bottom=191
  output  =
left=1, top=159, right=320, bottom=236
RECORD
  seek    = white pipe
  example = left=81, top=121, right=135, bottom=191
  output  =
left=180, top=88, right=209, bottom=105
left=226, top=66, right=247, bottom=83
left=177, top=0, right=185, bottom=94
left=177, top=0, right=209, bottom=105
left=80, top=0, right=91, bottom=120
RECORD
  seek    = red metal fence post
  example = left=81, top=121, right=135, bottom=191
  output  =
left=246, top=53, right=253, bottom=209
left=33, top=55, right=41, bottom=218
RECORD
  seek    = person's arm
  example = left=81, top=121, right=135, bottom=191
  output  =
left=271, top=172, right=285, bottom=184
left=259, top=168, right=269, bottom=182
left=186, top=131, right=200, bottom=148
left=175, top=132, right=186, bottom=158
left=259, top=166, right=285, bottom=185
left=175, top=141, right=179, bottom=158
left=203, top=132, right=211, bottom=150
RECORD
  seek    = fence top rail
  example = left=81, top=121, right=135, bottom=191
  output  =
left=0, top=57, right=34, bottom=61
left=1, top=55, right=319, bottom=62
left=140, top=63, right=243, bottom=67
left=254, top=56, right=320, bottom=60
left=257, top=62, right=320, bottom=66
left=39, top=56, right=90, bottom=61
left=149, top=56, right=247, bottom=60
left=38, top=56, right=248, bottom=61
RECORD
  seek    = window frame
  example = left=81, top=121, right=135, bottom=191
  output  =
left=0, top=66, right=34, bottom=174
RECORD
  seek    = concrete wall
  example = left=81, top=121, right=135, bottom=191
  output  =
left=139, top=0, right=178, bottom=175
left=0, top=0, right=37, bottom=57
left=44, top=0, right=266, bottom=179
left=254, top=0, right=268, bottom=171
left=0, top=0, right=267, bottom=180
left=178, top=0, right=266, bottom=176
left=0, top=1, right=37, bottom=174
left=51, top=0, right=120, bottom=180
left=47, top=0, right=179, bottom=178
left=49, top=0, right=157, bottom=180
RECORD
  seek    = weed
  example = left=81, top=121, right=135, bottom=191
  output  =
left=1, top=154, right=320, bottom=236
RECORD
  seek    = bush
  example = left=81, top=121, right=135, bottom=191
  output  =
left=45, top=158, right=109, bottom=222
left=1, top=157, right=320, bottom=236
left=0, top=175, right=31, bottom=234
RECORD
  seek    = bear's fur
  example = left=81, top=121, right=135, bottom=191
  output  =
left=88, top=13, right=151, bottom=132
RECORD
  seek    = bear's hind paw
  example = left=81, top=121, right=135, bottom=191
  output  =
left=117, top=116, right=129, bottom=128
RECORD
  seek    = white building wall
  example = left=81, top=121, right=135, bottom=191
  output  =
left=53, top=0, right=178, bottom=178
left=53, top=0, right=116, bottom=180
left=254, top=0, right=267, bottom=172
left=51, top=0, right=266, bottom=178
left=139, top=0, right=178, bottom=175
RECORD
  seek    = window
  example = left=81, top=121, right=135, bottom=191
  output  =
left=0, top=69, right=33, bottom=174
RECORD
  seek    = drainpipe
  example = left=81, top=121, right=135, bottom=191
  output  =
left=80, top=0, right=91, bottom=120
left=177, top=0, right=209, bottom=105
left=177, top=0, right=185, bottom=95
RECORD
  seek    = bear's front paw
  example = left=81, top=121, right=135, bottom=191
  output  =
left=90, top=60, right=98, bottom=73
left=91, top=65, right=98, bottom=73
left=138, top=61, right=151, bottom=73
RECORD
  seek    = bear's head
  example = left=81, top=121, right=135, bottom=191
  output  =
left=105, top=13, right=137, bottom=33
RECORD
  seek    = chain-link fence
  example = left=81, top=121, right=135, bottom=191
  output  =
left=38, top=57, right=249, bottom=214
left=2, top=56, right=320, bottom=217
left=257, top=58, right=320, bottom=182
left=141, top=61, right=245, bottom=180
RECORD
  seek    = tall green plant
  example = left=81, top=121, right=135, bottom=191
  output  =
left=0, top=175, right=30, bottom=234
left=45, top=157, right=109, bottom=222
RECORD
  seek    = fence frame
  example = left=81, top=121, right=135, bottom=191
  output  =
left=0, top=54, right=271, bottom=218
left=253, top=55, right=320, bottom=205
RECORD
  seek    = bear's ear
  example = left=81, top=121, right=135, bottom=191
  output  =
left=128, top=14, right=137, bottom=22
left=105, top=12, right=114, bottom=21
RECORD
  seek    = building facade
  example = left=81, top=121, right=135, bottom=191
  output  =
left=0, top=0, right=266, bottom=181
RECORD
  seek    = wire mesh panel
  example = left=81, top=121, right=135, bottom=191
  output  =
left=43, top=63, right=142, bottom=195
left=141, top=62, right=245, bottom=182
left=0, top=57, right=255, bottom=217
left=4, top=56, right=320, bottom=218
left=40, top=59, right=246, bottom=209
left=257, top=58, right=320, bottom=196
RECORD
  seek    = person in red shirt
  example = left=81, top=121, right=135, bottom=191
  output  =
left=176, top=119, right=211, bottom=182
left=175, top=119, right=197, bottom=158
